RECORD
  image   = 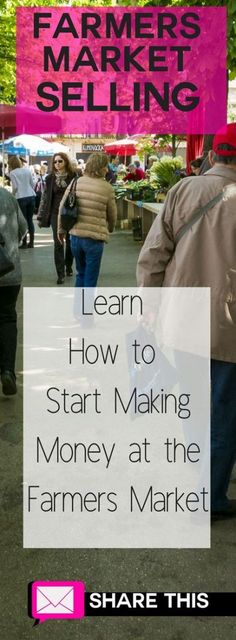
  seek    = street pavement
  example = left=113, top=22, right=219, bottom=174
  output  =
left=0, top=224, right=235, bottom=639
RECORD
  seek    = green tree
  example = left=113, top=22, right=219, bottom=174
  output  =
left=144, top=0, right=236, bottom=80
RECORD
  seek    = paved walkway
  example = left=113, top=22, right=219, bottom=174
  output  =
left=0, top=225, right=235, bottom=639
left=19, top=225, right=141, bottom=287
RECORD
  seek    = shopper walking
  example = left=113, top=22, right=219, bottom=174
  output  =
left=8, top=155, right=36, bottom=248
left=58, top=153, right=117, bottom=287
left=137, top=123, right=236, bottom=520
left=37, top=153, right=75, bottom=284
left=0, top=188, right=27, bottom=395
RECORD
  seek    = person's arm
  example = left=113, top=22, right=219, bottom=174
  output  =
left=136, top=191, right=177, bottom=287
left=106, top=187, right=117, bottom=233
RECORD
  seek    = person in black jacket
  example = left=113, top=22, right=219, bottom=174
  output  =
left=37, top=153, right=76, bottom=284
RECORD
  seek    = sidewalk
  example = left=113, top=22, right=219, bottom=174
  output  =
left=19, top=225, right=141, bottom=287
left=0, top=225, right=235, bottom=640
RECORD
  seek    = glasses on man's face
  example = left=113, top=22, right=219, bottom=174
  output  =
left=54, top=159, right=63, bottom=164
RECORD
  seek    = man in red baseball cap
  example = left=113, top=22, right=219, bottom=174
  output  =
left=137, top=122, right=236, bottom=520
left=212, top=122, right=236, bottom=156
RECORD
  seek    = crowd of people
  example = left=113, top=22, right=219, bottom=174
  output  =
left=0, top=125, right=236, bottom=523
left=105, top=153, right=205, bottom=185
left=107, top=155, right=159, bottom=182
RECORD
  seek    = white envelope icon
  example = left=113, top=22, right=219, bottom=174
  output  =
left=36, top=586, right=74, bottom=614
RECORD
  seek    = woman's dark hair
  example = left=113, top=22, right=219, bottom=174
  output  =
left=51, top=152, right=74, bottom=175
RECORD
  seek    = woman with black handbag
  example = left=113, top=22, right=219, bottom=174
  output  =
left=37, top=153, right=76, bottom=284
left=57, top=153, right=117, bottom=288
left=0, top=188, right=27, bottom=395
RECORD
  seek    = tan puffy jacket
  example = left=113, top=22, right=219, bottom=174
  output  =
left=58, top=175, right=117, bottom=242
left=137, top=165, right=236, bottom=363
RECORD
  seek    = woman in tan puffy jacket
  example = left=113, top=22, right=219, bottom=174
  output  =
left=58, top=153, right=117, bottom=287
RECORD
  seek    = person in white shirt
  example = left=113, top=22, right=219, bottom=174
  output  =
left=8, top=155, right=36, bottom=248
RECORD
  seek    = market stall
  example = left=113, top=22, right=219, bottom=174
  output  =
left=113, top=154, right=184, bottom=240
left=123, top=200, right=163, bottom=240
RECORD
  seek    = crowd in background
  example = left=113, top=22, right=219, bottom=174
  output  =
left=0, top=147, right=207, bottom=397
left=0, top=146, right=205, bottom=403
left=106, top=154, right=205, bottom=184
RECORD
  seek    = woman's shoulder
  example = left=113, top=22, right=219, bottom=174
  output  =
left=78, top=175, right=113, bottom=189
left=10, top=167, right=27, bottom=180
left=12, top=166, right=31, bottom=177
left=23, top=167, right=35, bottom=179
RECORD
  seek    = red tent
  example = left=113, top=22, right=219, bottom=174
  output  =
left=0, top=103, right=62, bottom=177
left=186, top=134, right=204, bottom=174
left=0, top=104, right=17, bottom=178
left=0, top=103, right=61, bottom=138
left=104, top=138, right=137, bottom=157
left=0, top=104, right=16, bottom=137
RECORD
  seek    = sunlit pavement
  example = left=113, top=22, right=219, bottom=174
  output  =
left=0, top=223, right=235, bottom=639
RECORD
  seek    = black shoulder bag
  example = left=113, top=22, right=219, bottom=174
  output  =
left=61, top=178, right=79, bottom=232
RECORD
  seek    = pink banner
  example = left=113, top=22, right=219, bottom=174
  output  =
left=16, top=7, right=227, bottom=135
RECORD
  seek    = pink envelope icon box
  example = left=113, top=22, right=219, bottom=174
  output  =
left=31, top=581, right=85, bottom=622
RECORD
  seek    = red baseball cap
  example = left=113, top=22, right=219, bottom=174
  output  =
left=213, top=123, right=236, bottom=156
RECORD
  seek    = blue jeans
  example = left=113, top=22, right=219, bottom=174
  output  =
left=70, top=236, right=104, bottom=287
left=211, top=360, right=236, bottom=511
